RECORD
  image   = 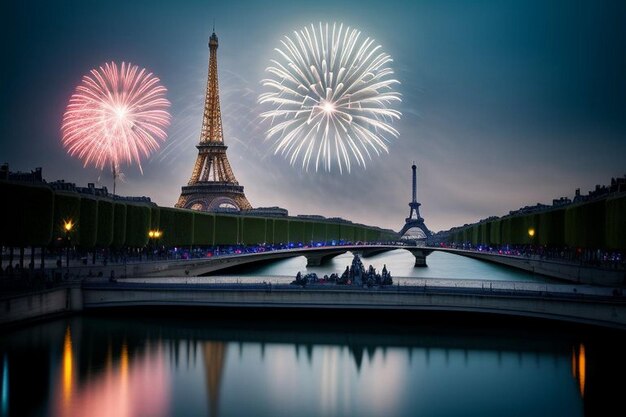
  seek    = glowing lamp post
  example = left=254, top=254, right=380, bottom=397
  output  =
left=148, top=230, right=163, bottom=259
left=63, top=220, right=74, bottom=273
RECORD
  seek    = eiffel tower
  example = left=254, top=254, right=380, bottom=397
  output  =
left=175, top=30, right=252, bottom=211
left=399, top=163, right=432, bottom=240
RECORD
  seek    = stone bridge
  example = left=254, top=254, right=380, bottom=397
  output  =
left=129, top=245, right=433, bottom=278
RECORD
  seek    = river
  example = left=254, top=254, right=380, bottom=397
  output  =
left=1, top=313, right=622, bottom=417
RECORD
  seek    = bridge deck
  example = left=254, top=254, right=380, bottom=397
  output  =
left=79, top=278, right=626, bottom=329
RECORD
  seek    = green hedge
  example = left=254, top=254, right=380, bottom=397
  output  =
left=471, top=224, right=480, bottom=245
left=501, top=218, right=512, bottom=244
left=243, top=217, right=266, bottom=244
left=288, top=220, right=305, bottom=243
left=78, top=197, right=98, bottom=248
left=303, top=222, right=314, bottom=244
left=355, top=227, right=365, bottom=243
left=214, top=214, right=238, bottom=245
left=125, top=204, right=151, bottom=247
left=490, top=220, right=501, bottom=245
left=340, top=224, right=354, bottom=242
left=509, top=216, right=525, bottom=244
left=265, top=219, right=275, bottom=244
left=160, top=207, right=194, bottom=246
left=327, top=223, right=341, bottom=242
left=194, top=212, right=215, bottom=246
left=538, top=208, right=565, bottom=247
left=461, top=227, right=471, bottom=243
left=150, top=206, right=160, bottom=230
left=96, top=200, right=114, bottom=247
left=365, top=228, right=379, bottom=242
left=479, top=222, right=489, bottom=245
left=112, top=203, right=127, bottom=247
left=313, top=222, right=326, bottom=242
left=606, top=194, right=626, bottom=251
left=274, top=219, right=289, bottom=244
left=565, top=200, right=605, bottom=248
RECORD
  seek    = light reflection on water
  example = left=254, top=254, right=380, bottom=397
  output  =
left=50, top=325, right=170, bottom=417
left=0, top=315, right=615, bottom=417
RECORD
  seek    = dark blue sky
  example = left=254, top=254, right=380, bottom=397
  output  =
left=1, top=0, right=625, bottom=231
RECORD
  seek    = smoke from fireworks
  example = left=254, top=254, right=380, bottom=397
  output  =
left=259, top=22, right=401, bottom=173
left=61, top=61, right=171, bottom=175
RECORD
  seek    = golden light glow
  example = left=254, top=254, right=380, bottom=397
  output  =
left=527, top=228, right=535, bottom=238
left=578, top=344, right=586, bottom=398
left=571, top=344, right=586, bottom=399
left=64, top=220, right=74, bottom=232
left=52, top=341, right=171, bottom=417
left=62, top=326, right=73, bottom=407
left=120, top=342, right=129, bottom=381
left=148, top=230, right=162, bottom=239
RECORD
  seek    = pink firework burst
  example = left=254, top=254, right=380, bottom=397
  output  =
left=61, top=61, right=171, bottom=174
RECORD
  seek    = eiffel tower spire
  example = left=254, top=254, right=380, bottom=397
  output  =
left=176, top=30, right=252, bottom=211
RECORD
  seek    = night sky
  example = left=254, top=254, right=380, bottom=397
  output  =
left=1, top=0, right=625, bottom=232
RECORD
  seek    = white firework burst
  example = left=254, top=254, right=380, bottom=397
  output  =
left=259, top=22, right=402, bottom=173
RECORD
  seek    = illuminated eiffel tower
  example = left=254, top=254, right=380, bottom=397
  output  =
left=176, top=30, right=252, bottom=211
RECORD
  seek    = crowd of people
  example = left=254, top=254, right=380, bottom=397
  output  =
left=439, top=242, right=624, bottom=269
left=0, top=240, right=394, bottom=288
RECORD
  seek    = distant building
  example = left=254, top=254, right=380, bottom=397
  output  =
left=1, top=164, right=152, bottom=204
left=552, top=197, right=571, bottom=207
left=508, top=203, right=550, bottom=216
left=610, top=176, right=626, bottom=193
left=297, top=214, right=326, bottom=220
left=0, top=163, right=43, bottom=183
left=243, top=207, right=289, bottom=217
left=441, top=173, right=626, bottom=236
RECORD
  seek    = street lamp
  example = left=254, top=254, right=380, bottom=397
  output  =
left=148, top=230, right=163, bottom=259
left=63, top=220, right=74, bottom=275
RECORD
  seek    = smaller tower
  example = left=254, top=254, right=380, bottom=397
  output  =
left=409, top=163, right=419, bottom=219
left=399, top=163, right=432, bottom=240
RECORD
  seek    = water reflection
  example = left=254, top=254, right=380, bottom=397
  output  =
left=572, top=344, right=586, bottom=398
left=0, top=316, right=622, bottom=417
left=61, top=326, right=73, bottom=412
left=229, top=250, right=544, bottom=282
left=51, top=325, right=170, bottom=417
left=203, top=342, right=226, bottom=417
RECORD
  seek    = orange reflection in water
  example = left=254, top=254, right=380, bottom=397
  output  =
left=571, top=343, right=586, bottom=399
left=54, top=340, right=170, bottom=417
left=578, top=344, right=586, bottom=398
left=62, top=327, right=73, bottom=410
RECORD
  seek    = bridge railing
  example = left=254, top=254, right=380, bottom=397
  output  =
left=113, top=276, right=625, bottom=301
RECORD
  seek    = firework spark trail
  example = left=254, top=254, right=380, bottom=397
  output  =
left=61, top=62, right=171, bottom=174
left=156, top=69, right=262, bottom=165
left=259, top=22, right=401, bottom=173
